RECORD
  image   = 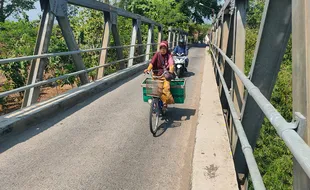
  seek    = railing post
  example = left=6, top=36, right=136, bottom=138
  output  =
left=168, top=27, right=172, bottom=48
left=231, top=0, right=246, bottom=153
left=210, top=27, right=213, bottom=44
left=151, top=25, right=156, bottom=53
left=22, top=2, right=54, bottom=107
left=97, top=11, right=112, bottom=80
left=215, top=22, right=221, bottom=61
left=145, top=24, right=153, bottom=61
left=217, top=15, right=224, bottom=71
left=226, top=13, right=236, bottom=146
left=215, top=17, right=223, bottom=86
left=292, top=0, right=310, bottom=188
left=128, top=17, right=141, bottom=67
left=230, top=0, right=247, bottom=186
left=229, top=4, right=237, bottom=151
left=219, top=11, right=233, bottom=114
left=157, top=26, right=162, bottom=51
left=172, top=31, right=176, bottom=49
left=212, top=26, right=216, bottom=45
left=110, top=10, right=124, bottom=69
left=213, top=24, right=218, bottom=56
left=176, top=31, right=180, bottom=45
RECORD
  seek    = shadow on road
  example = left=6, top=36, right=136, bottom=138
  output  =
left=153, top=108, right=196, bottom=137
left=183, top=71, right=195, bottom=78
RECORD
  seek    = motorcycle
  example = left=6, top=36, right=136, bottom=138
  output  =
left=173, top=53, right=187, bottom=78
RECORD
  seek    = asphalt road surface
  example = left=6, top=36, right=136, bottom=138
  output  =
left=0, top=48, right=205, bottom=190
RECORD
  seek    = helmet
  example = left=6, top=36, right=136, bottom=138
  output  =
left=179, top=38, right=185, bottom=46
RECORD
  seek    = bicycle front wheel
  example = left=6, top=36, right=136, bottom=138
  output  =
left=149, top=98, right=160, bottom=135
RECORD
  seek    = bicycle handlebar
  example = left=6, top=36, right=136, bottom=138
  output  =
left=145, top=70, right=168, bottom=79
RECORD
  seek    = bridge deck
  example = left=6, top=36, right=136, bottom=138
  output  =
left=0, top=48, right=237, bottom=190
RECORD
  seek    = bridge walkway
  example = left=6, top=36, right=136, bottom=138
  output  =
left=0, top=48, right=237, bottom=190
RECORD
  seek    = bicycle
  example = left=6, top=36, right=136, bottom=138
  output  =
left=144, top=71, right=167, bottom=135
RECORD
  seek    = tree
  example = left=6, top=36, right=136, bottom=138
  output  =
left=127, top=0, right=188, bottom=29
left=188, top=22, right=210, bottom=42
left=180, top=0, right=220, bottom=24
left=247, top=0, right=265, bottom=29
left=0, top=0, right=37, bottom=22
left=0, top=19, right=37, bottom=94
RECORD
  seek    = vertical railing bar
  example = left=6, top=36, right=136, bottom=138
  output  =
left=97, top=11, right=111, bottom=80
left=145, top=24, right=153, bottom=61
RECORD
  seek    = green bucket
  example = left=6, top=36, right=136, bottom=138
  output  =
left=141, top=78, right=186, bottom=104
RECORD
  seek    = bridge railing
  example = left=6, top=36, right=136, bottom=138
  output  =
left=0, top=0, right=187, bottom=113
left=0, top=43, right=157, bottom=99
left=209, top=0, right=310, bottom=189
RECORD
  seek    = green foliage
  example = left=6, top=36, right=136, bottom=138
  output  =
left=189, top=22, right=211, bottom=43
left=0, top=0, right=37, bottom=22
left=244, top=28, right=258, bottom=75
left=127, top=0, right=188, bottom=29
left=247, top=0, right=265, bottom=29
left=47, top=24, right=76, bottom=86
left=180, top=0, right=219, bottom=24
left=0, top=20, right=37, bottom=92
left=71, top=9, right=105, bottom=80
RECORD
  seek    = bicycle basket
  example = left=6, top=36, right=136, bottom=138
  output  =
left=145, top=79, right=164, bottom=97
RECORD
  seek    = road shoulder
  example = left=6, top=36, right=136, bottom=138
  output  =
left=191, top=48, right=238, bottom=190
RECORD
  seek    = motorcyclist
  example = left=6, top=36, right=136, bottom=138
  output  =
left=172, top=39, right=189, bottom=72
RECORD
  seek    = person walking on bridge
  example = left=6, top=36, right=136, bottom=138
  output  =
left=144, top=41, right=175, bottom=109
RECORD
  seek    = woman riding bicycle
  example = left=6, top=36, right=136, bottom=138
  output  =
left=144, top=41, right=175, bottom=108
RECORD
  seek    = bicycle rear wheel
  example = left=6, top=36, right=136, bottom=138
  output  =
left=149, top=98, right=160, bottom=135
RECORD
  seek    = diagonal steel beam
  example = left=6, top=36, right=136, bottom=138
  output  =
left=56, top=15, right=89, bottom=84
left=22, top=3, right=55, bottom=107
left=234, top=0, right=292, bottom=176
left=110, top=12, right=125, bottom=69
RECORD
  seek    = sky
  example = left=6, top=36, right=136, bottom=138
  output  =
left=8, top=1, right=41, bottom=21
left=28, top=1, right=41, bottom=20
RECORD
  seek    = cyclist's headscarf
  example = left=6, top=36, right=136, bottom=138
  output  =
left=159, top=41, right=171, bottom=54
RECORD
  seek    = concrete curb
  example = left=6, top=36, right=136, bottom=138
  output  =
left=0, top=62, right=148, bottom=137
left=191, top=49, right=238, bottom=189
